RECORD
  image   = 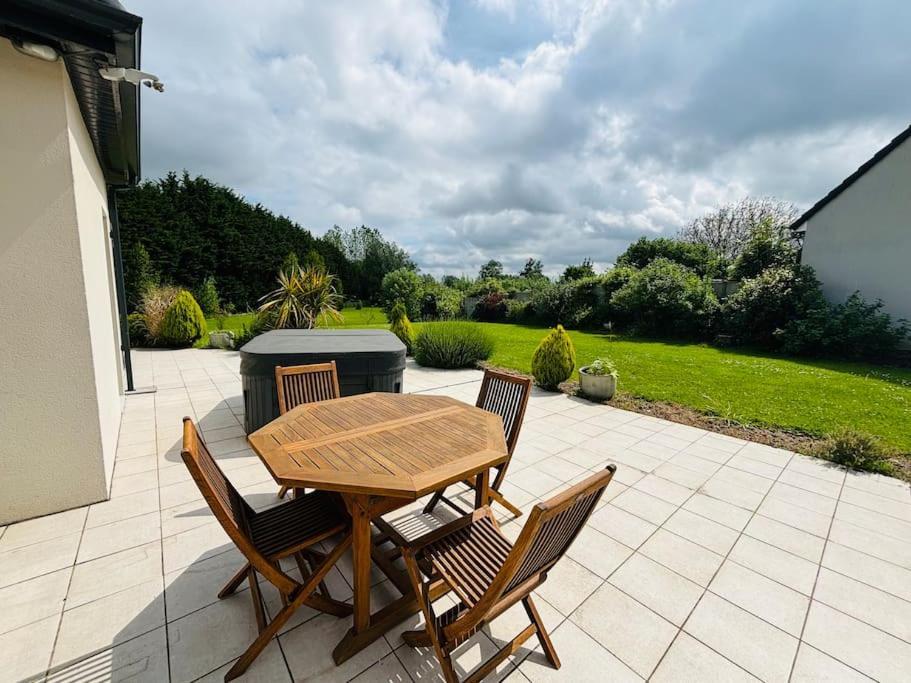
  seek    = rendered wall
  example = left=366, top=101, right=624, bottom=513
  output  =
left=0, top=39, right=123, bottom=523
left=801, top=137, right=911, bottom=328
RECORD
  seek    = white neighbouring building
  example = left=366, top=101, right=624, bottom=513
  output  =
left=0, top=0, right=145, bottom=524
left=793, top=124, right=911, bottom=330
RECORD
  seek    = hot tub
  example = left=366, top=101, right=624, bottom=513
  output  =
left=239, top=329, right=406, bottom=433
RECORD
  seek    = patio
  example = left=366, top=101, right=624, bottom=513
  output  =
left=1, top=348, right=910, bottom=682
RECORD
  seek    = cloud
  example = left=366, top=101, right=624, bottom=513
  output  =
left=134, top=0, right=911, bottom=276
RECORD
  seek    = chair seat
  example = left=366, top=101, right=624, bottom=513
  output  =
left=418, top=516, right=513, bottom=607
left=249, top=490, right=347, bottom=558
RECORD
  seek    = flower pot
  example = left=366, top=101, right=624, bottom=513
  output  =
left=579, top=367, right=616, bottom=401
left=209, top=331, right=235, bottom=349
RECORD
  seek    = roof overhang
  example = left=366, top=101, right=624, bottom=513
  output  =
left=0, top=0, right=142, bottom=186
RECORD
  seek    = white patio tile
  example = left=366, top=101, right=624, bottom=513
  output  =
left=608, top=553, right=703, bottom=626
left=68, top=542, right=163, bottom=609
left=663, top=508, right=739, bottom=556
left=0, top=615, right=59, bottom=682
left=839, top=485, right=911, bottom=521
left=571, top=582, right=678, bottom=678
left=728, top=535, right=818, bottom=596
left=802, top=600, right=911, bottom=682
left=534, top=455, right=588, bottom=482
left=0, top=506, right=87, bottom=551
left=682, top=492, right=753, bottom=531
left=112, top=454, right=158, bottom=477
left=756, top=496, right=833, bottom=538
left=790, top=643, right=872, bottom=682
left=633, top=473, right=693, bottom=505
left=743, top=515, right=825, bottom=563
left=164, top=547, right=246, bottom=622
left=652, top=461, right=711, bottom=489
left=813, top=567, right=911, bottom=642
left=699, top=477, right=764, bottom=511
left=518, top=619, right=642, bottom=682
left=77, top=511, right=161, bottom=564
left=710, top=466, right=774, bottom=495
left=767, top=480, right=838, bottom=516
left=350, top=652, right=411, bottom=683
left=684, top=592, right=798, bottom=683
left=565, top=526, right=634, bottom=578
left=785, top=455, right=846, bottom=484
left=110, top=469, right=159, bottom=498
left=822, top=541, right=911, bottom=602
left=0, top=567, right=70, bottom=635
left=508, top=468, right=565, bottom=498
left=827, top=518, right=911, bottom=568
left=52, top=578, right=165, bottom=668
left=639, top=528, right=724, bottom=587
left=835, top=500, right=911, bottom=541
left=46, top=626, right=170, bottom=683
left=0, top=531, right=81, bottom=588
left=534, top=556, right=602, bottom=616
left=161, top=521, right=232, bottom=574
left=651, top=632, right=757, bottom=683
left=777, top=470, right=842, bottom=499
left=726, top=453, right=784, bottom=479
left=709, top=561, right=809, bottom=636
left=842, top=469, right=910, bottom=501
left=588, top=504, right=657, bottom=549
left=611, top=488, right=677, bottom=525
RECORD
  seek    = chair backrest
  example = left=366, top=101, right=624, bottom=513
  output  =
left=476, top=369, right=532, bottom=455
left=181, top=418, right=297, bottom=593
left=445, top=465, right=616, bottom=640
left=275, top=361, right=340, bottom=414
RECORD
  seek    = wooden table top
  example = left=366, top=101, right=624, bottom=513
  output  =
left=247, top=392, right=508, bottom=499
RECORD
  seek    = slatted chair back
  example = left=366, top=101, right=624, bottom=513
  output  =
left=446, top=465, right=615, bottom=641
left=476, top=369, right=532, bottom=456
left=275, top=361, right=341, bottom=414
left=181, top=417, right=298, bottom=594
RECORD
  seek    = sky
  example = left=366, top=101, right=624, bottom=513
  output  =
left=134, top=0, right=911, bottom=277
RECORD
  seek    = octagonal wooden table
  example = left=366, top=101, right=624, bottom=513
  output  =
left=247, top=391, right=508, bottom=664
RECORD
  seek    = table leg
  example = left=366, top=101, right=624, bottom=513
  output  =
left=349, top=495, right=372, bottom=633
left=475, top=468, right=490, bottom=509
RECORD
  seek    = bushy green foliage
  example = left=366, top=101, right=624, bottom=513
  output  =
left=478, top=259, right=504, bottom=279
left=505, top=300, right=532, bottom=322
left=778, top=292, right=907, bottom=359
left=610, top=259, right=718, bottom=336
left=722, top=265, right=824, bottom=347
left=302, top=249, right=326, bottom=271
left=389, top=302, right=415, bottom=354
left=562, top=258, right=596, bottom=281
left=127, top=313, right=148, bottom=347
left=474, top=292, right=508, bottom=322
left=159, top=290, right=207, bottom=347
left=235, top=310, right=275, bottom=347
left=194, top=276, right=220, bottom=315
left=123, top=242, right=158, bottom=311
left=616, top=237, right=725, bottom=278
left=814, top=429, right=893, bottom=474
left=413, top=322, right=494, bottom=369
left=531, top=325, right=576, bottom=390
left=729, top=219, right=797, bottom=279
left=140, top=284, right=180, bottom=343
left=584, top=357, right=618, bottom=377
left=420, top=285, right=464, bottom=319
left=520, top=258, right=544, bottom=278
left=466, top=277, right=507, bottom=297
left=528, top=277, right=600, bottom=328
left=381, top=268, right=423, bottom=320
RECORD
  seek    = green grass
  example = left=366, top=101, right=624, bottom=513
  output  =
left=201, top=308, right=911, bottom=451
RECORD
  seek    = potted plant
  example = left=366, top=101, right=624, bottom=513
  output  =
left=579, top=357, right=618, bottom=401
left=209, top=329, right=235, bottom=349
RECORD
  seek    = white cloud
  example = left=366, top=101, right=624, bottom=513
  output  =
left=134, top=0, right=911, bottom=276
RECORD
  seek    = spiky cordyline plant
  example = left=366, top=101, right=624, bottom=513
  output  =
left=258, top=265, right=343, bottom=330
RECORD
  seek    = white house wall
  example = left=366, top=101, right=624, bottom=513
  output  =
left=801, top=137, right=911, bottom=328
left=0, top=39, right=123, bottom=523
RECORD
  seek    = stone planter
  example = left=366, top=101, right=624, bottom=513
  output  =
left=209, top=331, right=235, bottom=349
left=579, top=367, right=616, bottom=401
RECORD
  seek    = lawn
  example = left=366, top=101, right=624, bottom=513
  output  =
left=205, top=307, right=911, bottom=451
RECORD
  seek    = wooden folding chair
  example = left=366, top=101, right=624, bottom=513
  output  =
left=401, top=465, right=616, bottom=683
left=424, top=369, right=532, bottom=517
left=274, top=361, right=340, bottom=498
left=181, top=417, right=352, bottom=681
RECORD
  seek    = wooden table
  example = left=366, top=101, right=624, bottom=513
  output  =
left=247, top=392, right=508, bottom=664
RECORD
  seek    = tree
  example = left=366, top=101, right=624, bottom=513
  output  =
left=380, top=268, right=423, bottom=320
left=281, top=251, right=300, bottom=274
left=194, top=276, right=220, bottom=315
left=679, top=196, right=798, bottom=261
left=729, top=218, right=797, bottom=279
left=616, top=238, right=724, bottom=278
left=520, top=258, right=544, bottom=278
left=478, top=259, right=503, bottom=279
left=325, top=225, right=414, bottom=302
left=562, top=258, right=596, bottom=281
left=302, top=249, right=326, bottom=271
left=122, top=242, right=158, bottom=311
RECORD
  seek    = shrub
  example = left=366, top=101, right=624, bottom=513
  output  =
left=616, top=237, right=725, bottom=278
left=474, top=292, right=508, bottom=322
left=722, top=265, right=824, bottom=347
left=505, top=299, right=532, bottom=322
left=413, top=322, right=494, bottom=369
left=814, top=429, right=893, bottom=474
left=421, top=286, right=463, bottom=320
left=528, top=278, right=600, bottom=328
left=531, top=325, right=576, bottom=390
left=380, top=268, right=423, bottom=320
left=729, top=219, right=797, bottom=279
left=123, top=242, right=158, bottom=311
left=140, top=284, right=180, bottom=342
left=127, top=312, right=148, bottom=346
left=259, top=266, right=343, bottom=329
left=235, top=310, right=275, bottom=347
left=584, top=357, right=618, bottom=377
left=159, top=290, right=207, bottom=346
left=779, top=292, right=908, bottom=358
left=389, top=302, right=415, bottom=354
left=610, top=259, right=718, bottom=336
left=194, top=276, right=220, bottom=316
left=466, top=277, right=506, bottom=298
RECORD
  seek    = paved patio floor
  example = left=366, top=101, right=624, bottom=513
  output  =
left=2, top=348, right=910, bottom=682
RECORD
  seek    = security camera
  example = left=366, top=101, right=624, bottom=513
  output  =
left=99, top=67, right=164, bottom=92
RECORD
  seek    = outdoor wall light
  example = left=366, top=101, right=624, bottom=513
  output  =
left=12, top=39, right=59, bottom=62
left=99, top=66, right=165, bottom=92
